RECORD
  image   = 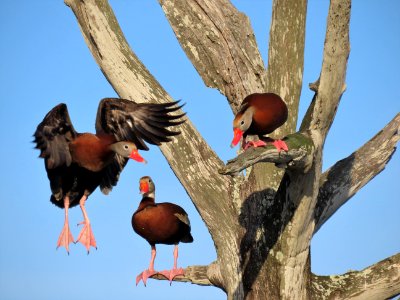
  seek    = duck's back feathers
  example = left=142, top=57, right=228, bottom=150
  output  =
left=243, top=93, right=288, bottom=135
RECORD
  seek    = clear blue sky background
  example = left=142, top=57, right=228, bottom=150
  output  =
left=0, top=1, right=399, bottom=299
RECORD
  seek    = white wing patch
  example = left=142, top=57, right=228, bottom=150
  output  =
left=174, top=213, right=190, bottom=226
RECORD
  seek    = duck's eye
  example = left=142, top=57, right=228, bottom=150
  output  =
left=240, top=120, right=245, bottom=125
left=124, top=145, right=129, bottom=150
left=148, top=179, right=152, bottom=183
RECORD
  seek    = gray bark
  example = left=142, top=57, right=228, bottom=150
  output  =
left=64, top=0, right=400, bottom=299
left=158, top=0, right=266, bottom=113
left=311, top=253, right=400, bottom=300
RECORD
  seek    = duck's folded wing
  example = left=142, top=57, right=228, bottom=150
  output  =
left=33, top=103, right=77, bottom=169
left=95, top=98, right=185, bottom=150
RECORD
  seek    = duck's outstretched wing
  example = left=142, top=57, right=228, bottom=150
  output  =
left=33, top=103, right=77, bottom=169
left=95, top=98, right=185, bottom=150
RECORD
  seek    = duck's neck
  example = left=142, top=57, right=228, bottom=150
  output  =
left=137, top=192, right=155, bottom=211
left=142, top=191, right=155, bottom=199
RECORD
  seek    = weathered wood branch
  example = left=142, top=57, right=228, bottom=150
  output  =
left=314, top=113, right=400, bottom=234
left=301, top=0, right=350, bottom=140
left=158, top=0, right=266, bottom=112
left=312, top=252, right=400, bottom=299
left=151, top=262, right=225, bottom=290
left=265, top=0, right=307, bottom=133
left=64, top=0, right=239, bottom=272
left=219, top=132, right=314, bottom=176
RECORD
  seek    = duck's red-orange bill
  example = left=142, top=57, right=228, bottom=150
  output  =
left=139, top=181, right=149, bottom=194
left=129, top=149, right=147, bottom=163
left=230, top=128, right=243, bottom=147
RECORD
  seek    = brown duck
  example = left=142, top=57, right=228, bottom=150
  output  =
left=132, top=176, right=193, bottom=286
left=231, top=92, right=288, bottom=151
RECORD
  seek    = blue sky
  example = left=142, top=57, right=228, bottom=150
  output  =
left=0, top=1, right=399, bottom=299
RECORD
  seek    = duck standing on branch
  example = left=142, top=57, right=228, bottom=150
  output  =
left=33, top=98, right=185, bottom=253
left=132, top=176, right=193, bottom=286
left=230, top=92, right=289, bottom=151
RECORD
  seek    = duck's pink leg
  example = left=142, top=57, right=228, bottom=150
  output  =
left=76, top=195, right=97, bottom=253
left=136, top=245, right=159, bottom=286
left=159, top=245, right=185, bottom=285
left=56, top=196, right=74, bottom=254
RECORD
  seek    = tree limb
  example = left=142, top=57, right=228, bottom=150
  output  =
left=265, top=0, right=307, bottom=134
left=312, top=253, right=400, bottom=299
left=301, top=0, right=350, bottom=141
left=219, top=132, right=314, bottom=176
left=314, top=113, right=400, bottom=234
left=158, top=0, right=266, bottom=112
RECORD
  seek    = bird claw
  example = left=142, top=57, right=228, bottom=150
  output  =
left=159, top=268, right=185, bottom=285
left=243, top=139, right=288, bottom=152
left=243, top=140, right=267, bottom=150
left=56, top=222, right=74, bottom=254
left=272, top=139, right=289, bottom=152
left=136, top=269, right=159, bottom=286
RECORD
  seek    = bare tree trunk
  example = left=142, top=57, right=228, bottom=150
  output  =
left=64, top=0, right=400, bottom=299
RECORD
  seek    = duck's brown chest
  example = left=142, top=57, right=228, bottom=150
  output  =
left=69, top=133, right=115, bottom=172
left=132, top=203, right=183, bottom=245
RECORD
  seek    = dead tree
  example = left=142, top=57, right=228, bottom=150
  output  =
left=64, top=0, right=400, bottom=299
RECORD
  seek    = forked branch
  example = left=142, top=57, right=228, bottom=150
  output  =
left=159, top=0, right=266, bottom=112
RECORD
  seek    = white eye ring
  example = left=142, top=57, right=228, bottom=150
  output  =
left=124, top=145, right=129, bottom=150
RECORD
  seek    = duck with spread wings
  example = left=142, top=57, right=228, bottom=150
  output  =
left=33, top=98, right=185, bottom=253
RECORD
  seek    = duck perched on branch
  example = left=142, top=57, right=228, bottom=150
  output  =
left=132, top=176, right=193, bottom=286
left=231, top=92, right=288, bottom=151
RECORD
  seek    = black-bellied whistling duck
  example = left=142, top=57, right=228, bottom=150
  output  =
left=132, top=176, right=193, bottom=286
left=34, top=98, right=185, bottom=253
left=231, top=92, right=289, bottom=151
